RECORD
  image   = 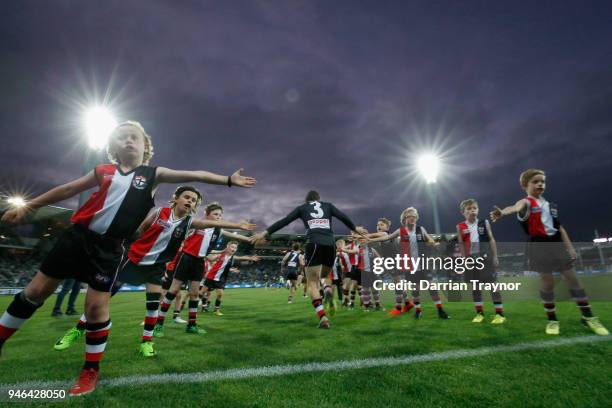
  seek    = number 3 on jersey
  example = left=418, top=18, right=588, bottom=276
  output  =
left=310, top=201, right=324, bottom=218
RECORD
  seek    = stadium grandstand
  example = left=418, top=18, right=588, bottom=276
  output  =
left=2, top=198, right=612, bottom=291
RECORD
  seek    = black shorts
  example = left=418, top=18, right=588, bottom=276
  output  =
left=347, top=265, right=361, bottom=282
left=286, top=269, right=299, bottom=281
left=304, top=243, right=335, bottom=268
left=463, top=256, right=496, bottom=284
left=405, top=269, right=431, bottom=285
left=117, top=260, right=165, bottom=286
left=361, top=270, right=376, bottom=288
left=527, top=239, right=574, bottom=274
left=161, top=266, right=174, bottom=291
left=40, top=225, right=124, bottom=293
left=203, top=278, right=225, bottom=290
left=173, top=252, right=205, bottom=283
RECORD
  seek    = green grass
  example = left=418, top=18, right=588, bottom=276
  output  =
left=0, top=286, right=611, bottom=407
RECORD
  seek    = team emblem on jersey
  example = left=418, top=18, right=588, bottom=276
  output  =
left=132, top=175, right=148, bottom=190
left=416, top=234, right=423, bottom=240
left=550, top=205, right=558, bottom=217
left=478, top=226, right=485, bottom=234
left=173, top=227, right=185, bottom=238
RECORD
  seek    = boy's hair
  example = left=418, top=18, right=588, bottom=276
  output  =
left=205, top=202, right=223, bottom=215
left=171, top=186, right=203, bottom=207
left=459, top=199, right=478, bottom=212
left=520, top=169, right=545, bottom=189
left=378, top=218, right=391, bottom=227
left=107, top=121, right=154, bottom=165
left=227, top=240, right=239, bottom=247
left=400, top=207, right=419, bottom=223
left=305, top=190, right=320, bottom=202
left=336, top=239, right=345, bottom=246
left=291, top=243, right=300, bottom=251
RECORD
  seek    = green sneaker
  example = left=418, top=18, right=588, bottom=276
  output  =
left=185, top=325, right=206, bottom=335
left=54, top=327, right=84, bottom=351
left=153, top=324, right=164, bottom=338
left=139, top=341, right=156, bottom=357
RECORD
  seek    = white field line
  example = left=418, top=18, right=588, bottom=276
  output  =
left=0, top=335, right=610, bottom=393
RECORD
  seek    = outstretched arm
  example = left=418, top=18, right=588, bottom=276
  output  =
left=369, top=229, right=400, bottom=243
left=490, top=199, right=530, bottom=222
left=155, top=167, right=256, bottom=188
left=191, top=218, right=256, bottom=231
left=2, top=171, right=98, bottom=224
left=252, top=207, right=300, bottom=244
left=221, top=230, right=253, bottom=244
left=234, top=255, right=261, bottom=262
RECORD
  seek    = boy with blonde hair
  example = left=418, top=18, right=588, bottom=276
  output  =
left=0, top=121, right=256, bottom=395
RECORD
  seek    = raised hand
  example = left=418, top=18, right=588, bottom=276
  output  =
left=239, top=221, right=257, bottom=231
left=490, top=206, right=503, bottom=222
left=1, top=206, right=30, bottom=225
left=230, top=169, right=257, bottom=188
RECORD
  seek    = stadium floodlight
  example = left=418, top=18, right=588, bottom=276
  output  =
left=84, top=106, right=117, bottom=150
left=7, top=196, right=26, bottom=207
left=417, top=153, right=440, bottom=184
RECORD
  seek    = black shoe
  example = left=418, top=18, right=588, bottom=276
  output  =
left=65, top=309, right=78, bottom=316
left=437, top=309, right=450, bottom=319
left=51, top=309, right=62, bottom=317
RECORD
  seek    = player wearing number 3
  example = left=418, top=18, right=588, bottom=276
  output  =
left=252, top=191, right=366, bottom=328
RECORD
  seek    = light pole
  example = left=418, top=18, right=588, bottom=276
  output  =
left=417, top=153, right=441, bottom=234
left=79, top=107, right=117, bottom=206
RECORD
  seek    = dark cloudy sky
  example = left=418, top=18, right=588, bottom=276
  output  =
left=1, top=0, right=611, bottom=241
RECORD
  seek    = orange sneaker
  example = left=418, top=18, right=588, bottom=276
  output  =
left=388, top=309, right=402, bottom=316
left=401, top=303, right=414, bottom=314
left=69, top=368, right=99, bottom=397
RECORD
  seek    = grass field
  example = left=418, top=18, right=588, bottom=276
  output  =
left=0, top=284, right=611, bottom=407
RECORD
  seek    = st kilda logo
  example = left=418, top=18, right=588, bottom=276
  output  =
left=132, top=175, right=148, bottom=190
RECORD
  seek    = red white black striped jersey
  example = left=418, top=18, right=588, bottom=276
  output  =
left=181, top=227, right=222, bottom=258
left=128, top=207, right=192, bottom=266
left=518, top=196, right=560, bottom=238
left=457, top=219, right=490, bottom=256
left=71, top=164, right=156, bottom=238
left=205, top=253, right=234, bottom=282
left=348, top=242, right=359, bottom=266
left=334, top=251, right=350, bottom=274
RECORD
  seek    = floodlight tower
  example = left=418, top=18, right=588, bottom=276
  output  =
left=417, top=153, right=441, bottom=234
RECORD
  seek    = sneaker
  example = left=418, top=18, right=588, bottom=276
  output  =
left=139, top=341, right=156, bottom=357
left=65, top=309, right=79, bottom=316
left=388, top=309, right=402, bottom=316
left=437, top=309, right=450, bottom=319
left=581, top=316, right=609, bottom=336
left=173, top=316, right=187, bottom=324
left=472, top=313, right=485, bottom=323
left=54, top=327, right=84, bottom=351
left=318, top=317, right=330, bottom=329
left=491, top=314, right=506, bottom=325
left=213, top=310, right=224, bottom=316
left=153, top=324, right=165, bottom=338
left=185, top=325, right=207, bottom=335
left=414, top=310, right=423, bottom=320
left=288, top=300, right=293, bottom=304
left=69, top=368, right=98, bottom=397
left=51, top=309, right=62, bottom=317
left=546, top=320, right=560, bottom=335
